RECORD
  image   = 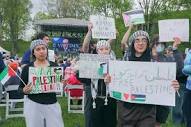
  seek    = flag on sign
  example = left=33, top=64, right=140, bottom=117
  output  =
left=131, top=94, right=146, bottom=102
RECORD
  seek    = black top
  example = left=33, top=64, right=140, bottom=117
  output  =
left=76, top=72, right=107, bottom=97
left=18, top=61, right=58, bottom=104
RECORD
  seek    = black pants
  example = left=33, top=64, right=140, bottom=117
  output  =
left=183, top=89, right=191, bottom=127
left=92, top=97, right=117, bottom=127
left=118, top=101, right=156, bottom=127
left=84, top=85, right=93, bottom=127
left=156, top=105, right=170, bottom=123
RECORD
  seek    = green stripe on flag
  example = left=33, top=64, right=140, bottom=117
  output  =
left=0, top=67, right=8, bottom=80
left=112, top=91, right=122, bottom=100
left=0, top=67, right=10, bottom=84
left=132, top=98, right=146, bottom=102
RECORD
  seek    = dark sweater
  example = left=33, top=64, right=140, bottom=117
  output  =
left=18, top=61, right=57, bottom=104
left=76, top=72, right=107, bottom=97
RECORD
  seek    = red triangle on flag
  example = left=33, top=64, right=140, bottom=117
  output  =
left=8, top=67, right=16, bottom=77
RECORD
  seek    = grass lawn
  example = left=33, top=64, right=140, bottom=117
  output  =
left=0, top=97, right=84, bottom=127
left=0, top=96, right=187, bottom=127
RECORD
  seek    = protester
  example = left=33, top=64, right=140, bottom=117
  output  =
left=116, top=30, right=180, bottom=127
left=150, top=35, right=175, bottom=127
left=18, top=39, right=64, bottom=127
left=182, top=49, right=191, bottom=127
left=21, top=33, right=50, bottom=67
left=77, top=39, right=117, bottom=127
left=77, top=21, right=117, bottom=127
left=171, top=37, right=186, bottom=126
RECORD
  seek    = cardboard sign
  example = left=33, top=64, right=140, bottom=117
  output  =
left=109, top=61, right=176, bottom=106
left=122, top=9, right=145, bottom=27
left=159, top=19, right=189, bottom=42
left=90, top=15, right=116, bottom=39
left=79, top=53, right=110, bottom=79
left=29, top=67, right=63, bottom=94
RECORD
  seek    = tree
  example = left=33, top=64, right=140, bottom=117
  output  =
left=137, top=0, right=191, bottom=32
left=89, top=0, right=132, bottom=18
left=0, top=0, right=32, bottom=54
left=43, top=0, right=91, bottom=19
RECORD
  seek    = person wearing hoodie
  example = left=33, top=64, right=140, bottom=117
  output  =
left=116, top=30, right=180, bottom=127
left=182, top=49, right=191, bottom=127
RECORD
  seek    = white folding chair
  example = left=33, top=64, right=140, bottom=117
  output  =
left=5, top=85, right=25, bottom=119
left=67, top=84, right=84, bottom=113
left=0, top=91, right=6, bottom=107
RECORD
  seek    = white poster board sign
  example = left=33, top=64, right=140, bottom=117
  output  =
left=90, top=15, right=116, bottom=39
left=159, top=19, right=189, bottom=42
left=48, top=50, right=55, bottom=62
left=79, top=53, right=110, bottom=79
left=29, top=67, right=63, bottom=94
left=122, top=9, right=145, bottom=27
left=109, top=61, right=176, bottom=106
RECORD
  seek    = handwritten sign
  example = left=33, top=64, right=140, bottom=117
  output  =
left=109, top=61, right=176, bottom=106
left=122, top=9, right=145, bottom=27
left=29, top=67, right=63, bottom=94
left=159, top=19, right=189, bottom=42
left=79, top=53, right=110, bottom=79
left=90, top=15, right=116, bottom=39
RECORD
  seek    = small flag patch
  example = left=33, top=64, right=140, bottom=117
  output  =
left=131, top=94, right=146, bottom=102
left=112, top=91, right=122, bottom=100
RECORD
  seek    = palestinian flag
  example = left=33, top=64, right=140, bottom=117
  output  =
left=131, top=94, right=146, bottom=102
left=0, top=65, right=16, bottom=85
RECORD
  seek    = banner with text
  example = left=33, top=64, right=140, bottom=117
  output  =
left=90, top=15, right=116, bottom=39
left=29, top=67, right=63, bottom=94
left=79, top=53, right=110, bottom=79
left=109, top=61, right=176, bottom=106
left=159, top=19, right=189, bottom=42
left=122, top=9, right=145, bottom=27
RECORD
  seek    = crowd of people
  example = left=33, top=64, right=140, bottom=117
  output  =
left=0, top=20, right=190, bottom=127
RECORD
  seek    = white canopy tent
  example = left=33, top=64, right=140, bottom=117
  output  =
left=0, top=46, right=10, bottom=54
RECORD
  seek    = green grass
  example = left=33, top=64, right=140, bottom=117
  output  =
left=0, top=97, right=187, bottom=127
left=0, top=97, right=84, bottom=127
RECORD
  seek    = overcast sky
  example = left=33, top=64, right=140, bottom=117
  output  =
left=23, top=0, right=47, bottom=41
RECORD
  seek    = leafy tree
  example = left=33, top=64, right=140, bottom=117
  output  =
left=0, top=0, right=32, bottom=54
left=43, top=0, right=91, bottom=19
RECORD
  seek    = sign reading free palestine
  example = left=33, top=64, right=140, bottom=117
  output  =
left=109, top=61, right=176, bottom=106
left=28, top=67, right=63, bottom=94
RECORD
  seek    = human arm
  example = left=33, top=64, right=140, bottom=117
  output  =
left=82, top=22, right=93, bottom=53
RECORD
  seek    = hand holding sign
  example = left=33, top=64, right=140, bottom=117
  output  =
left=173, top=37, right=181, bottom=49
left=171, top=80, right=180, bottom=92
left=104, top=74, right=111, bottom=84
left=23, top=82, right=33, bottom=94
